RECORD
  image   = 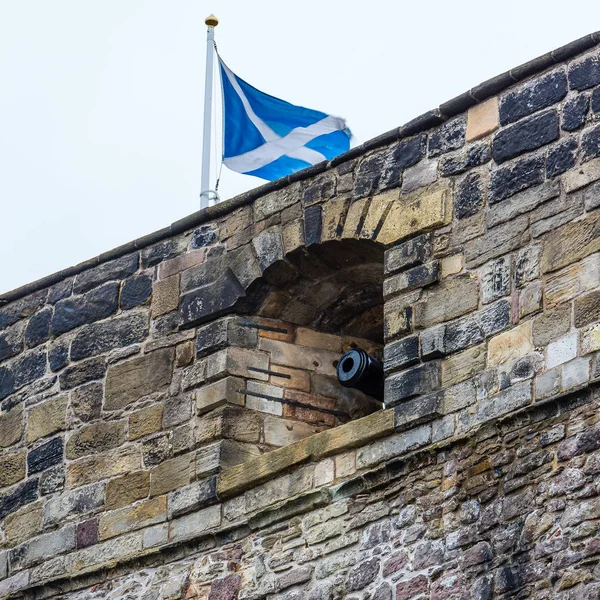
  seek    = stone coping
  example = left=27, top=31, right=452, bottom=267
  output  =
left=1, top=31, right=599, bottom=307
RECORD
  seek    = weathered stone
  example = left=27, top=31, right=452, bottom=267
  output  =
left=52, top=282, right=119, bottom=336
left=105, top=471, right=150, bottom=509
left=66, top=421, right=125, bottom=459
left=0, top=478, right=38, bottom=520
left=383, top=336, right=419, bottom=373
left=466, top=97, right=499, bottom=141
left=428, top=116, right=466, bottom=157
left=532, top=303, right=571, bottom=347
left=0, top=321, right=24, bottom=362
left=0, top=404, right=23, bottom=447
left=488, top=155, right=545, bottom=203
left=384, top=362, right=440, bottom=406
left=140, top=238, right=187, bottom=269
left=569, top=53, right=600, bottom=90
left=439, top=141, right=491, bottom=177
left=129, top=403, right=163, bottom=440
left=59, top=356, right=106, bottom=390
left=0, top=450, right=26, bottom=487
left=120, top=274, right=152, bottom=310
left=547, top=138, right=578, bottom=177
left=401, top=160, right=438, bottom=194
left=105, top=348, right=174, bottom=410
left=492, top=110, right=559, bottom=163
left=481, top=256, right=511, bottom=303
left=455, top=172, right=485, bottom=219
left=150, top=453, right=193, bottom=497
left=66, top=446, right=140, bottom=488
left=158, top=249, right=207, bottom=280
left=192, top=224, right=219, bottom=248
left=0, top=347, right=48, bottom=401
left=575, top=290, right=600, bottom=327
left=500, top=70, right=567, bottom=125
left=441, top=344, right=486, bottom=387
left=476, top=381, right=532, bottom=423
left=70, top=312, right=149, bottom=361
left=563, top=156, right=600, bottom=193
left=413, top=275, right=479, bottom=328
left=376, top=185, right=451, bottom=246
left=27, top=436, right=63, bottom=474
left=384, top=261, right=439, bottom=298
left=346, top=557, right=380, bottom=591
left=581, top=123, right=600, bottom=162
left=487, top=180, right=560, bottom=228
left=74, top=254, right=138, bottom=295
left=196, top=377, right=244, bottom=414
left=488, top=322, right=533, bottom=367
left=4, top=502, right=42, bottom=546
left=24, top=308, right=52, bottom=348
left=10, top=525, right=76, bottom=571
left=563, top=93, right=590, bottom=131
left=151, top=275, right=179, bottom=318
left=169, top=476, right=217, bottom=518
left=445, top=300, right=511, bottom=354
left=43, top=483, right=105, bottom=528
left=48, top=338, right=69, bottom=373
left=98, top=496, right=166, bottom=540
left=26, top=395, right=68, bottom=442
left=465, top=214, right=528, bottom=268
left=384, top=234, right=432, bottom=276
left=70, top=382, right=103, bottom=422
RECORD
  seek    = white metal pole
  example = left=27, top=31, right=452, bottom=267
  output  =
left=200, top=14, right=218, bottom=209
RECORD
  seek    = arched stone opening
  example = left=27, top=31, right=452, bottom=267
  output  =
left=226, top=238, right=385, bottom=449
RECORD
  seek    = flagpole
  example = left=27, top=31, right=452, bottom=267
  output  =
left=200, top=14, right=218, bottom=210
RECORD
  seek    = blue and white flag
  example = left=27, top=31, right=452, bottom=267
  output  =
left=219, top=57, right=351, bottom=181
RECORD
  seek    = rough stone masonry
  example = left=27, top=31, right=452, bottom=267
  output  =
left=2, top=31, right=600, bottom=600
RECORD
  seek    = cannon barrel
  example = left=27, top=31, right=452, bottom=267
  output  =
left=336, top=348, right=384, bottom=402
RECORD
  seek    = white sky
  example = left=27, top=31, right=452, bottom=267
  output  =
left=0, top=1, right=594, bottom=294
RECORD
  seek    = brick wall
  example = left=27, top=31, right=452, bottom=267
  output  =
left=1, top=35, right=600, bottom=599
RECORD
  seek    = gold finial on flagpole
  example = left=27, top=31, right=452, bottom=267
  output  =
left=205, top=14, right=219, bottom=28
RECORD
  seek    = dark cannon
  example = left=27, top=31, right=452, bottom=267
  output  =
left=336, top=348, right=384, bottom=403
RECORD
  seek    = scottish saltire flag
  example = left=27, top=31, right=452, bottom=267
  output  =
left=219, top=57, right=351, bottom=181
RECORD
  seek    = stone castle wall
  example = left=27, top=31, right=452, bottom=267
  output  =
left=2, top=33, right=600, bottom=599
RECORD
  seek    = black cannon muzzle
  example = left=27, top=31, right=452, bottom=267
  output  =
left=336, top=348, right=384, bottom=402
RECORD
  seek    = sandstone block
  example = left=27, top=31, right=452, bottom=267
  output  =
left=105, top=348, right=174, bottom=410
left=563, top=156, right=600, bottom=192
left=27, top=437, right=63, bottom=474
left=413, top=275, right=479, bottom=329
left=466, top=97, right=499, bottom=141
left=545, top=263, right=581, bottom=308
left=321, top=197, right=349, bottom=242
left=246, top=381, right=283, bottom=416
left=269, top=364, right=310, bottom=391
left=282, top=219, right=305, bottom=254
left=581, top=323, right=600, bottom=355
left=356, top=425, right=431, bottom=469
left=151, top=275, right=180, bottom=317
left=295, top=328, right=341, bottom=352
left=157, top=249, right=207, bottom=280
left=487, top=322, right=533, bottom=367
left=10, top=525, right=76, bottom=572
left=384, top=233, right=432, bottom=275
left=5, top=502, right=42, bottom=546
left=105, top=470, right=150, bottom=510
left=129, top=404, right=163, bottom=440
left=384, top=362, right=440, bottom=406
left=149, top=453, right=193, bottom=497
left=99, top=496, right=166, bottom=540
left=70, top=382, right=103, bottom=422
left=66, top=446, right=141, bottom=488
left=441, top=344, right=487, bottom=387
left=26, top=395, right=68, bottom=442
left=376, top=186, right=451, bottom=246
left=475, top=380, right=532, bottom=423
left=441, top=254, right=464, bottom=278
left=66, top=421, right=126, bottom=459
left=532, top=303, right=571, bottom=347
left=519, top=281, right=542, bottom=318
left=481, top=256, right=511, bottom=304
left=401, top=160, right=438, bottom=194
left=258, top=337, right=337, bottom=377
left=70, top=311, right=149, bottom=361
left=574, top=290, right=600, bottom=328
left=43, top=483, right=105, bottom=528
left=0, top=479, right=38, bottom=520
left=282, top=389, right=336, bottom=426
left=541, top=211, right=600, bottom=273
left=168, top=504, right=221, bottom=544
left=384, top=261, right=440, bottom=298
left=254, top=182, right=301, bottom=220
left=168, top=476, right=217, bottom=518
left=196, top=406, right=261, bottom=445
left=0, top=405, right=23, bottom=448
left=196, top=440, right=260, bottom=478
left=196, top=376, right=244, bottom=414
left=0, top=451, right=26, bottom=487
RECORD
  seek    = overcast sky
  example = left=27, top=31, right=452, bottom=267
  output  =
left=0, top=1, right=594, bottom=294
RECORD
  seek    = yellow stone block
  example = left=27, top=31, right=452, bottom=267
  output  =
left=466, top=97, right=499, bottom=142
left=282, top=219, right=304, bottom=254
left=376, top=186, right=452, bottom=246
left=360, top=191, right=397, bottom=239
left=321, top=197, right=350, bottom=242
left=487, top=321, right=533, bottom=367
left=342, top=197, right=369, bottom=239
